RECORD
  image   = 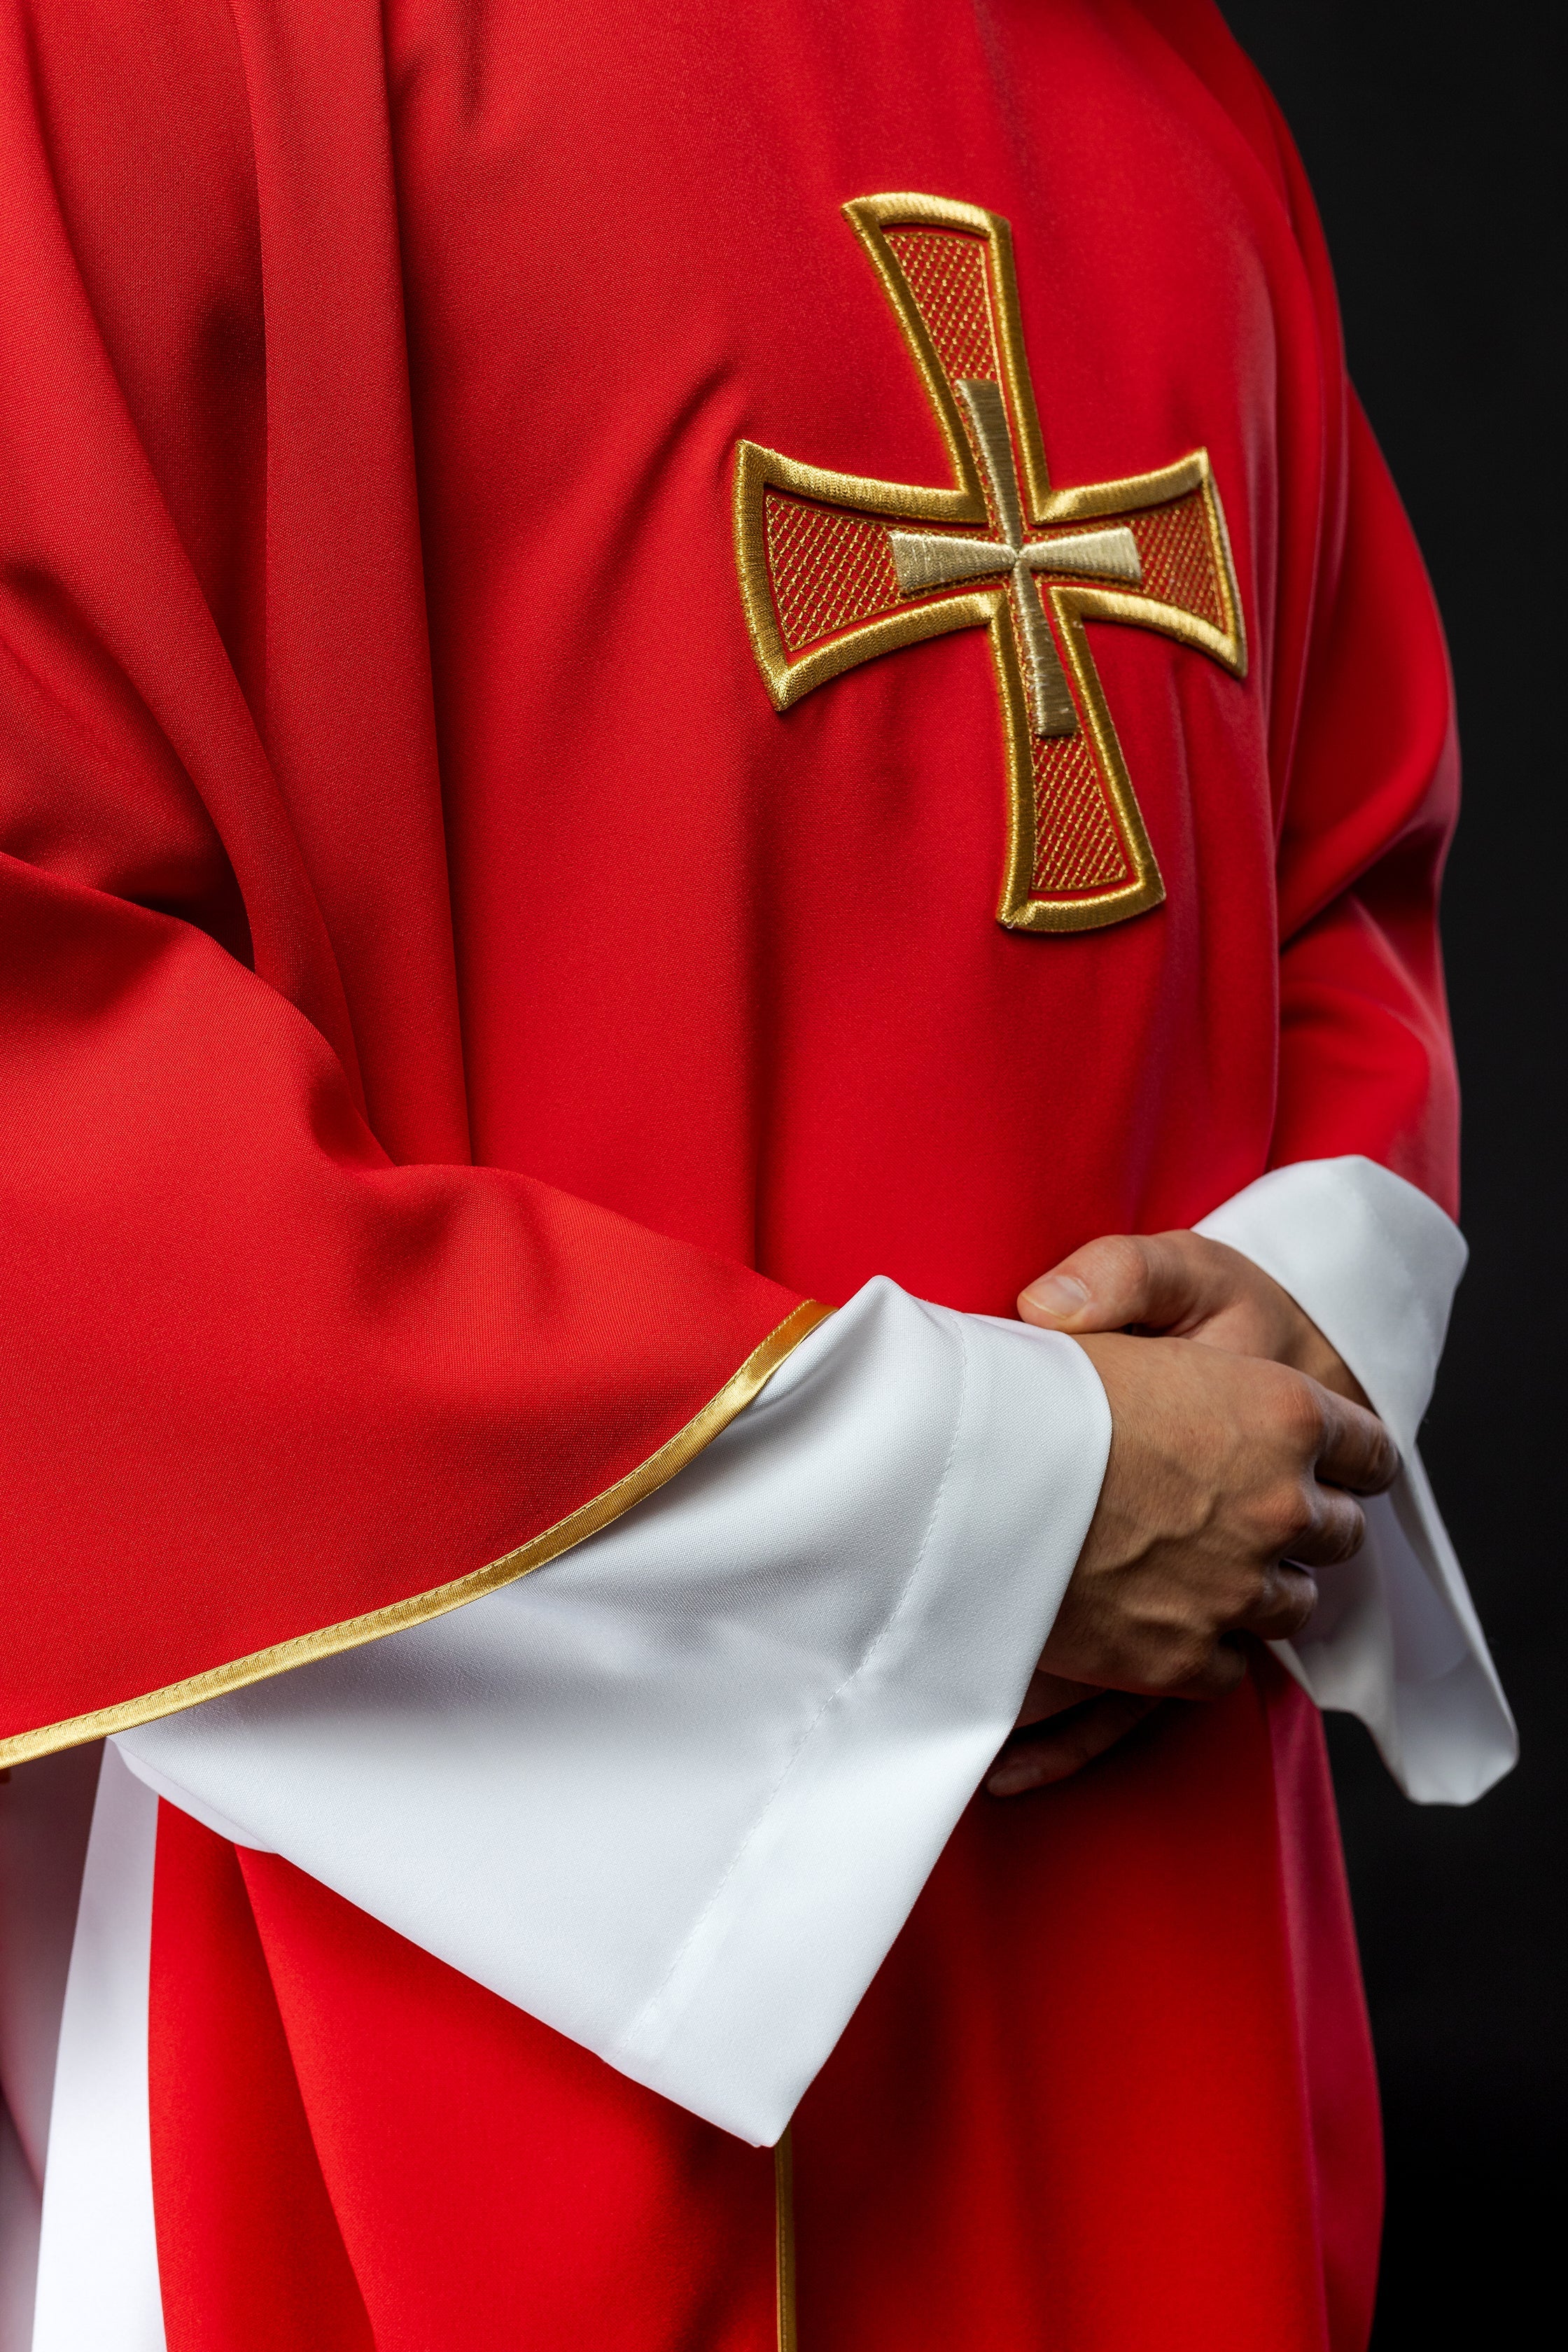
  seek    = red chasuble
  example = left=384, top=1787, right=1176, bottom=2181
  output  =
left=1, top=0, right=1458, bottom=2344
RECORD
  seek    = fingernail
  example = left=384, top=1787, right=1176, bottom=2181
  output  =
left=1020, top=1274, right=1091, bottom=1319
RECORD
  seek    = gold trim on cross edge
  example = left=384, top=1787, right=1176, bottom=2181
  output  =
left=733, top=191, right=1247, bottom=935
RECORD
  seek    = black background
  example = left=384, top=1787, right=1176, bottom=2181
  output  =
left=1217, top=6, right=1564, bottom=2344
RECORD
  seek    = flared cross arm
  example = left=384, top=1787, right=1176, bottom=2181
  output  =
left=733, top=192, right=1247, bottom=934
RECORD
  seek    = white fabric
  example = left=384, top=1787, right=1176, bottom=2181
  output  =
left=0, top=2108, right=38, bottom=2352
left=29, top=1748, right=164, bottom=2352
left=1197, top=1154, right=1516, bottom=1802
left=10, top=1154, right=1516, bottom=2332
left=0, top=1744, right=101, bottom=2352
left=120, top=1280, right=1111, bottom=2144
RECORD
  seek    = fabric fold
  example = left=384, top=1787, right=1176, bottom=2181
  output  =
left=121, top=1278, right=1111, bottom=2142
left=29, top=1750, right=163, bottom=2352
left=1198, top=1154, right=1516, bottom=1802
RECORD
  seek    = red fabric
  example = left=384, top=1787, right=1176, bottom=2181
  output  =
left=1266, top=1670, right=1386, bottom=2352
left=795, top=1662, right=1379, bottom=2352
left=148, top=1809, right=376, bottom=2352
left=0, top=0, right=802, bottom=1743
left=146, top=1670, right=1378, bottom=2352
left=149, top=1807, right=776, bottom=2352
left=4, top=0, right=1455, bottom=2340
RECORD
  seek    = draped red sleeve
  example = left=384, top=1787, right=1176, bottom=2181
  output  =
left=0, top=0, right=813, bottom=1764
left=1135, top=0, right=1461, bottom=1214
left=1267, top=391, right=1461, bottom=1210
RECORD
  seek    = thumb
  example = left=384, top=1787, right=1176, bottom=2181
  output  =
left=1017, top=1231, right=1222, bottom=1333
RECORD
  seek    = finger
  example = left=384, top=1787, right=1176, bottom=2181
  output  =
left=1165, top=1638, right=1251, bottom=1701
left=986, top=1693, right=1159, bottom=1795
left=1013, top=1669, right=1101, bottom=1730
left=1313, top=1385, right=1400, bottom=1495
left=1280, top=1484, right=1367, bottom=1570
left=1018, top=1232, right=1225, bottom=1335
left=1236, top=1562, right=1319, bottom=1642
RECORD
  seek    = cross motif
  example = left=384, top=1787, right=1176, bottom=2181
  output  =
left=734, top=194, right=1247, bottom=932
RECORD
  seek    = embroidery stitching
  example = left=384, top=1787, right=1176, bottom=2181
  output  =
left=734, top=192, right=1247, bottom=932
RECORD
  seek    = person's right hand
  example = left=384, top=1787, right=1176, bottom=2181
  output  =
left=987, top=1331, right=1399, bottom=1795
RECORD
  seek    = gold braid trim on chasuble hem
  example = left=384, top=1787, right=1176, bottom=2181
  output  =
left=0, top=1300, right=833, bottom=1771
left=734, top=192, right=1247, bottom=934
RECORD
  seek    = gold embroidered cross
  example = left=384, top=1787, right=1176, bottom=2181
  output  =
left=734, top=194, right=1247, bottom=932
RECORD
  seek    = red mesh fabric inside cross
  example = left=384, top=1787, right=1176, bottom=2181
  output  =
left=764, top=493, right=902, bottom=652
left=1124, top=491, right=1226, bottom=631
left=883, top=228, right=997, bottom=387
left=1030, top=729, right=1132, bottom=896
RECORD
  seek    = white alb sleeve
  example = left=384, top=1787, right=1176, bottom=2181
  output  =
left=117, top=1277, right=1110, bottom=2145
left=1196, top=1155, right=1516, bottom=1805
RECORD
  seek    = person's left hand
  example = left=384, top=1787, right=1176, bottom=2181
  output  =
left=986, top=1227, right=1371, bottom=1799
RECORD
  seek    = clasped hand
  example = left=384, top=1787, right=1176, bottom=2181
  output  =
left=986, top=1230, right=1398, bottom=1798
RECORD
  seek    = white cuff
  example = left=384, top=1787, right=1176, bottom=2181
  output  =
left=119, top=1277, right=1110, bottom=2143
left=1196, top=1156, right=1516, bottom=1803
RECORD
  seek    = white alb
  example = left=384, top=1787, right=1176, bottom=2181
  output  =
left=5, top=1154, right=1516, bottom=2352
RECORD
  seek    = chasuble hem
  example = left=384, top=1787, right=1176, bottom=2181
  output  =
left=0, top=1301, right=831, bottom=1777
